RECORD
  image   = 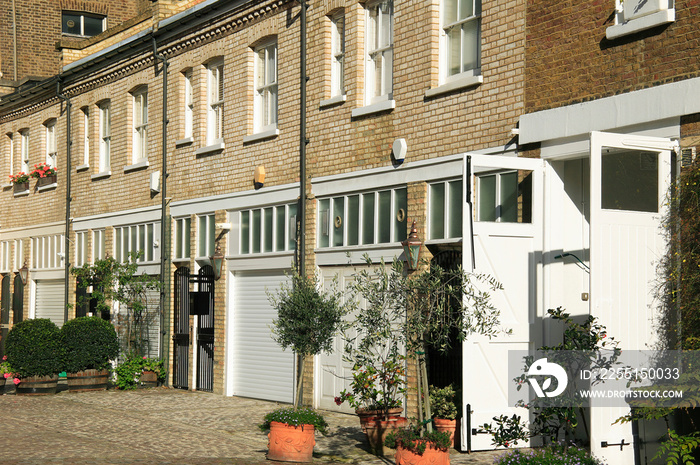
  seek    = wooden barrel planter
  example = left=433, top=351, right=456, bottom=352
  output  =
left=15, top=374, right=59, bottom=396
left=267, top=421, right=316, bottom=462
left=67, top=369, right=110, bottom=392
left=139, top=370, right=158, bottom=388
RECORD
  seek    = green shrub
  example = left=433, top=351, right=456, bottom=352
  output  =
left=384, top=427, right=452, bottom=454
left=259, top=407, right=329, bottom=435
left=494, top=445, right=606, bottom=465
left=5, top=319, right=62, bottom=378
left=429, top=384, right=459, bottom=420
left=61, top=317, right=119, bottom=373
left=114, top=354, right=142, bottom=390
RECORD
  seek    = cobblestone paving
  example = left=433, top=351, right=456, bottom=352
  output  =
left=0, top=387, right=504, bottom=465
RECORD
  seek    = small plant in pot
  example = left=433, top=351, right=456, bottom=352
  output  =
left=429, top=384, right=459, bottom=448
left=259, top=407, right=329, bottom=462
left=61, top=316, right=119, bottom=392
left=385, top=426, right=452, bottom=465
left=140, top=357, right=165, bottom=387
left=5, top=318, right=63, bottom=395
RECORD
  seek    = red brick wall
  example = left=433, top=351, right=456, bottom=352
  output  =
left=526, top=0, right=700, bottom=113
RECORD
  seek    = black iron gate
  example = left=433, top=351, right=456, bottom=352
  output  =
left=172, top=266, right=215, bottom=392
left=173, top=267, right=190, bottom=390
left=0, top=275, right=10, bottom=359
left=195, top=266, right=215, bottom=392
left=12, top=275, right=23, bottom=325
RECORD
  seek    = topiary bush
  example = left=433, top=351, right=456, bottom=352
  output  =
left=5, top=318, right=63, bottom=378
left=61, top=316, right=119, bottom=373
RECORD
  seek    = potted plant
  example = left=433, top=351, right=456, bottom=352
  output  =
left=30, top=162, right=58, bottom=187
left=61, top=316, right=119, bottom=392
left=385, top=426, right=452, bottom=465
left=259, top=407, right=329, bottom=462
left=0, top=356, right=15, bottom=393
left=5, top=318, right=63, bottom=395
left=140, top=357, right=165, bottom=387
left=265, top=268, right=348, bottom=461
left=429, top=384, right=459, bottom=448
left=9, top=172, right=30, bottom=193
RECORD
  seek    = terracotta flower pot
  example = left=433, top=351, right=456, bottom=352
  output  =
left=357, top=407, right=403, bottom=432
left=15, top=374, right=59, bottom=396
left=267, top=421, right=316, bottom=462
left=364, top=416, right=407, bottom=456
left=433, top=418, right=458, bottom=449
left=395, top=441, right=450, bottom=465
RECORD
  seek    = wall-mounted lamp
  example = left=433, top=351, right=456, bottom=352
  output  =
left=209, top=244, right=225, bottom=280
left=254, top=165, right=266, bottom=189
left=401, top=221, right=422, bottom=271
left=17, top=261, right=29, bottom=285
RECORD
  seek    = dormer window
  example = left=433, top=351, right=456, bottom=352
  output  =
left=62, top=11, right=106, bottom=37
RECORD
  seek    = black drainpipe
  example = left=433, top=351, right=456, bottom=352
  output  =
left=57, top=79, right=72, bottom=324
left=298, top=0, right=307, bottom=273
left=153, top=37, right=170, bottom=383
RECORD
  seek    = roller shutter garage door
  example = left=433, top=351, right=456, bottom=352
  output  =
left=35, top=280, right=65, bottom=328
left=231, top=270, right=294, bottom=402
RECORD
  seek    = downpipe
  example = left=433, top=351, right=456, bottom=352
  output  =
left=56, top=79, right=72, bottom=324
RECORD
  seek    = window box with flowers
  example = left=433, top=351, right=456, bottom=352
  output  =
left=31, top=163, right=58, bottom=190
left=9, top=172, right=30, bottom=196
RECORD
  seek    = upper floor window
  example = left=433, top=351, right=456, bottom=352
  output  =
left=98, top=102, right=111, bottom=172
left=45, top=120, right=57, bottom=168
left=32, top=234, right=64, bottom=269
left=13, top=239, right=24, bottom=271
left=93, top=229, right=105, bottom=261
left=442, top=0, right=481, bottom=81
left=318, top=187, right=407, bottom=248
left=428, top=179, right=463, bottom=240
left=174, top=217, right=191, bottom=260
left=254, top=42, right=278, bottom=133
left=207, top=61, right=224, bottom=145
left=0, top=241, right=9, bottom=272
left=132, top=88, right=148, bottom=164
left=239, top=203, right=298, bottom=254
left=75, top=231, right=87, bottom=267
left=330, top=12, right=345, bottom=98
left=115, top=223, right=156, bottom=263
left=6, top=133, right=13, bottom=179
left=81, top=107, right=90, bottom=167
left=183, top=70, right=194, bottom=140
left=20, top=130, right=29, bottom=173
left=365, top=0, right=393, bottom=104
left=197, top=214, right=216, bottom=258
left=62, top=11, right=106, bottom=37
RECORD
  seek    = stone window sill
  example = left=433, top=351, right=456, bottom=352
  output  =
left=76, top=164, right=90, bottom=172
left=351, top=99, right=395, bottom=118
left=124, top=160, right=149, bottom=173
left=425, top=75, right=483, bottom=99
left=243, top=129, right=279, bottom=144
left=606, top=9, right=675, bottom=40
left=91, top=171, right=111, bottom=181
left=176, top=137, right=194, bottom=147
left=195, top=141, right=226, bottom=156
left=320, top=94, right=347, bottom=109
left=37, top=182, right=57, bottom=192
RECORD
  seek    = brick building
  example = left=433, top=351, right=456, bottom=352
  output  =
left=0, top=0, right=692, bottom=462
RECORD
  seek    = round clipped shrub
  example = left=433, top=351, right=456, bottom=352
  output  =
left=5, top=318, right=62, bottom=378
left=61, top=316, right=119, bottom=373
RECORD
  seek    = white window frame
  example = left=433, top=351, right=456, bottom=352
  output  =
left=174, top=217, right=191, bottom=260
left=0, top=241, right=9, bottom=272
left=61, top=11, right=106, bottom=37
left=475, top=170, right=524, bottom=223
left=427, top=178, right=463, bottom=241
left=13, top=239, right=23, bottom=271
left=254, top=42, right=278, bottom=133
left=197, top=214, right=216, bottom=259
left=20, top=130, right=29, bottom=173
left=81, top=107, right=90, bottom=167
left=441, top=0, right=481, bottom=83
left=238, top=203, right=298, bottom=255
left=114, top=223, right=157, bottom=263
left=207, top=61, right=224, bottom=145
left=93, top=229, right=105, bottom=262
left=132, top=88, right=148, bottom=164
left=75, top=231, right=87, bottom=267
left=45, top=120, right=57, bottom=168
left=6, top=133, right=13, bottom=180
left=98, top=102, right=110, bottom=173
left=31, top=235, right=65, bottom=270
left=331, top=12, right=345, bottom=98
left=365, top=0, right=393, bottom=105
left=184, top=70, right=194, bottom=140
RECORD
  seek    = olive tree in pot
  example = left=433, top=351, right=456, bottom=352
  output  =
left=61, top=316, right=119, bottom=392
left=263, top=268, right=349, bottom=462
left=5, top=319, right=63, bottom=395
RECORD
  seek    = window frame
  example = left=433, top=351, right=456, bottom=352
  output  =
left=238, top=203, right=298, bottom=255
left=132, top=88, right=148, bottom=164
left=92, top=229, right=105, bottom=262
left=61, top=11, right=106, bottom=37
left=174, top=216, right=192, bottom=261
left=428, top=178, right=463, bottom=241
left=75, top=231, right=87, bottom=268
left=441, top=0, right=481, bottom=83
left=13, top=239, right=23, bottom=271
left=254, top=41, right=278, bottom=134
left=20, top=130, right=29, bottom=173
left=6, top=133, right=13, bottom=179
left=184, top=70, right=194, bottom=140
left=81, top=107, right=90, bottom=167
left=45, top=120, right=57, bottom=168
left=364, top=0, right=394, bottom=105
left=330, top=12, right=346, bottom=98
left=98, top=102, right=111, bottom=173
left=206, top=61, right=224, bottom=145
left=114, top=223, right=157, bottom=263
left=197, top=214, right=216, bottom=259
left=0, top=241, right=9, bottom=272
left=31, top=235, right=65, bottom=270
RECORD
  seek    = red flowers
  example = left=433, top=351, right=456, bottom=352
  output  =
left=30, top=162, right=58, bottom=179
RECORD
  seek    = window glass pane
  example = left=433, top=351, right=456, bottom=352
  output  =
left=62, top=13, right=81, bottom=34
left=362, top=194, right=375, bottom=245
left=116, top=229, right=122, bottom=261
left=379, top=2, right=392, bottom=48
left=83, top=15, right=103, bottom=37
left=208, top=216, right=216, bottom=256
left=175, top=221, right=183, bottom=259
left=130, top=226, right=137, bottom=257
left=478, top=175, right=496, bottom=221
left=461, top=19, right=480, bottom=72
left=602, top=150, right=658, bottom=213
left=430, top=183, right=445, bottom=240
left=332, top=197, right=345, bottom=247
left=198, top=216, right=207, bottom=257
left=444, top=0, right=457, bottom=25
left=378, top=191, right=391, bottom=243
left=448, top=27, right=461, bottom=76
left=147, top=224, right=154, bottom=261
left=500, top=172, right=518, bottom=223
left=139, top=225, right=146, bottom=255
left=183, top=218, right=191, bottom=258
left=252, top=210, right=261, bottom=253
left=347, top=195, right=359, bottom=246
left=263, top=207, right=273, bottom=253
left=318, top=199, right=330, bottom=248
left=448, top=180, right=463, bottom=238
left=275, top=206, right=285, bottom=252
left=288, top=203, right=298, bottom=251
left=393, top=188, right=407, bottom=242
left=460, top=0, right=473, bottom=19
left=240, top=211, right=250, bottom=254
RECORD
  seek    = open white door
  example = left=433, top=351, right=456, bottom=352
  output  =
left=589, top=131, right=675, bottom=465
left=462, top=154, right=544, bottom=451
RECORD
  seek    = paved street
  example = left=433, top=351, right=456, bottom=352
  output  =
left=0, top=386, right=504, bottom=465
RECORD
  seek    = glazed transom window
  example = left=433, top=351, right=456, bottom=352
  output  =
left=32, top=235, right=64, bottom=269
left=115, top=223, right=156, bottom=263
left=239, top=203, right=298, bottom=254
left=75, top=231, right=87, bottom=267
left=318, top=187, right=407, bottom=248
left=174, top=217, right=191, bottom=260
left=428, top=179, right=463, bottom=240
left=13, top=239, right=23, bottom=271
left=93, top=229, right=105, bottom=261
left=197, top=214, right=216, bottom=258
left=0, top=241, right=9, bottom=272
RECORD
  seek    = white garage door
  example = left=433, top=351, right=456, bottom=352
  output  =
left=231, top=270, right=294, bottom=403
left=35, top=279, right=65, bottom=328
